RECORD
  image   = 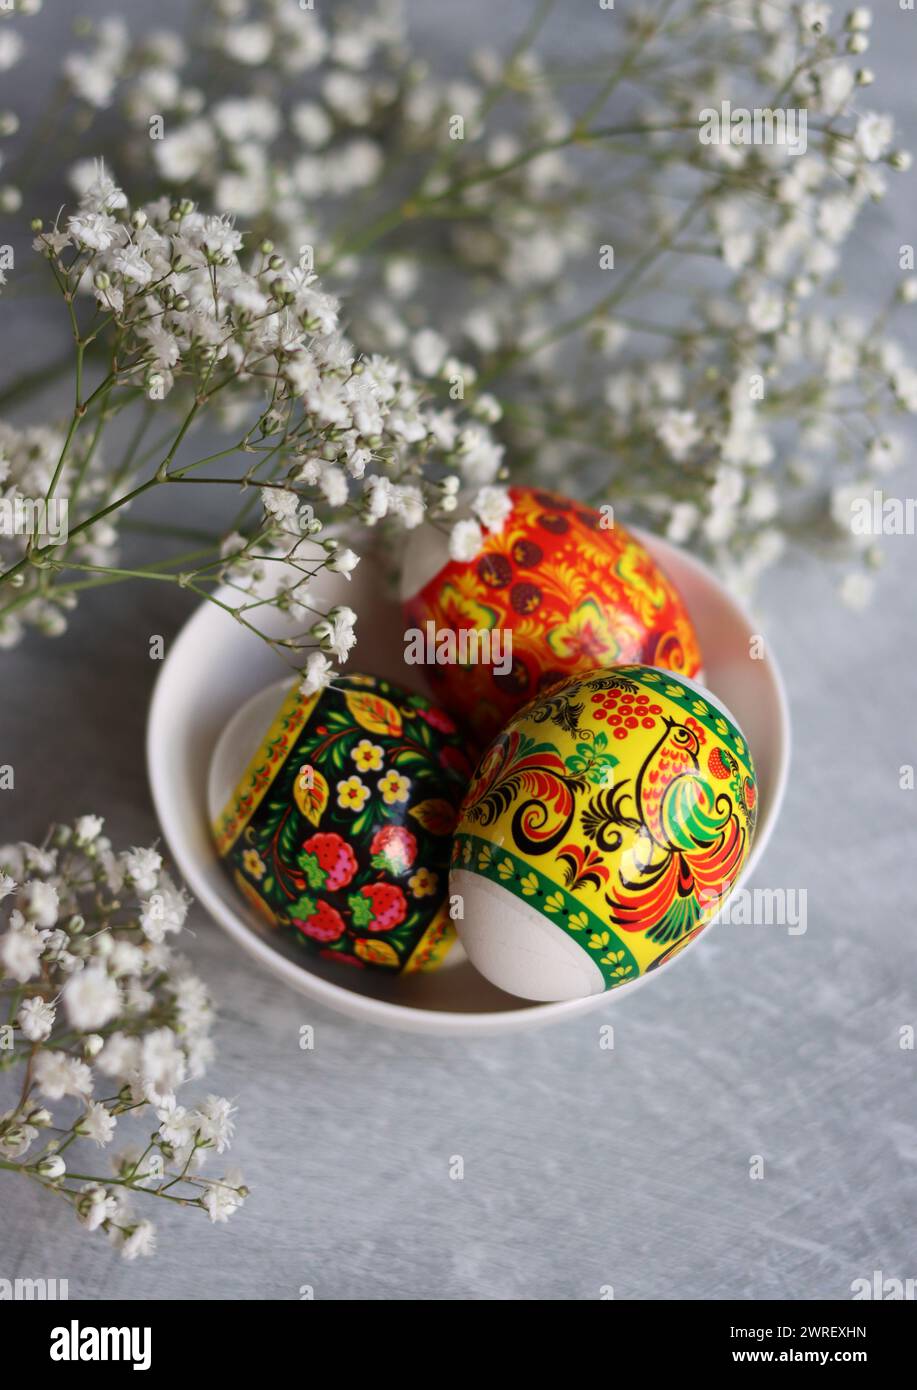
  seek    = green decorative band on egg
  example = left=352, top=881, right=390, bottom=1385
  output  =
left=450, top=665, right=757, bottom=1001
left=211, top=674, right=472, bottom=974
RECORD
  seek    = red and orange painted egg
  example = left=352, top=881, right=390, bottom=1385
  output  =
left=209, top=674, right=470, bottom=975
left=401, top=487, right=702, bottom=743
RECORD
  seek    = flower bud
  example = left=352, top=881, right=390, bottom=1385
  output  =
left=36, top=1155, right=66, bottom=1179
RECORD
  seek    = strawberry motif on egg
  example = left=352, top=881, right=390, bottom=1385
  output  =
left=210, top=674, right=469, bottom=975
left=401, top=487, right=702, bottom=743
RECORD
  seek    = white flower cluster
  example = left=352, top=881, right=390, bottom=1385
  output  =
left=0, top=0, right=911, bottom=616
left=0, top=421, right=117, bottom=649
left=0, top=819, right=247, bottom=1255
left=0, top=163, right=502, bottom=661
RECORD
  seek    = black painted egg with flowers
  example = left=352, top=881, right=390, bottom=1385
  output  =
left=211, top=674, right=472, bottom=973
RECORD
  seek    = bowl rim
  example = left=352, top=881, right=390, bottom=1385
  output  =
left=146, top=528, right=791, bottom=1035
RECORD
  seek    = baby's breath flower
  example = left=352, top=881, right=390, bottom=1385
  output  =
left=0, top=818, right=244, bottom=1256
left=472, top=486, right=513, bottom=534
left=203, top=1171, right=247, bottom=1224
left=855, top=111, right=895, bottom=162
left=37, top=1154, right=67, bottom=1180
left=76, top=1183, right=118, bottom=1231
left=74, top=814, right=104, bottom=846
left=656, top=410, right=703, bottom=463
left=118, top=1219, right=157, bottom=1262
left=17, top=995, right=55, bottom=1041
left=0, top=915, right=46, bottom=983
left=799, top=3, right=832, bottom=37
left=34, top=1051, right=93, bottom=1102
left=449, top=518, right=484, bottom=563
left=64, top=965, right=122, bottom=1032
left=20, top=879, right=59, bottom=927
left=300, top=651, right=335, bottom=696
left=194, top=1096, right=237, bottom=1155
left=138, top=875, right=189, bottom=942
left=312, top=605, right=357, bottom=663
left=326, top=546, right=360, bottom=579
left=76, top=1103, right=118, bottom=1148
left=120, top=847, right=162, bottom=894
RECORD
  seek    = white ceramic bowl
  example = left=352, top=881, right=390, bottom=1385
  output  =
left=146, top=531, right=789, bottom=1037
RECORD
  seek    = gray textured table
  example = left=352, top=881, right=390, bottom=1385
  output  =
left=2, top=2, right=916, bottom=1300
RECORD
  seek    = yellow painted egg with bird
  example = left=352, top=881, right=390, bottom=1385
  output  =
left=450, top=664, right=757, bottom=1001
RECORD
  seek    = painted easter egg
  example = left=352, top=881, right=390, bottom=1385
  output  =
left=450, top=665, right=756, bottom=1001
left=210, top=673, right=472, bottom=974
left=401, top=487, right=702, bottom=743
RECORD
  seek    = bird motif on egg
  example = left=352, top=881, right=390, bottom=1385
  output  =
left=401, top=487, right=702, bottom=743
left=450, top=665, right=757, bottom=1001
left=211, top=674, right=472, bottom=974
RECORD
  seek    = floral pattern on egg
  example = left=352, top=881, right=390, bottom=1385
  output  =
left=403, top=487, right=702, bottom=743
left=213, top=675, right=471, bottom=973
left=451, top=665, right=756, bottom=994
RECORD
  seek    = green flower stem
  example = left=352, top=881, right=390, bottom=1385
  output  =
left=477, top=184, right=710, bottom=386
left=46, top=560, right=211, bottom=586
left=0, top=1159, right=216, bottom=1209
left=332, top=118, right=704, bottom=263
left=39, top=554, right=315, bottom=656
left=108, top=401, right=157, bottom=492
left=325, top=0, right=557, bottom=266
left=576, top=0, right=680, bottom=127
